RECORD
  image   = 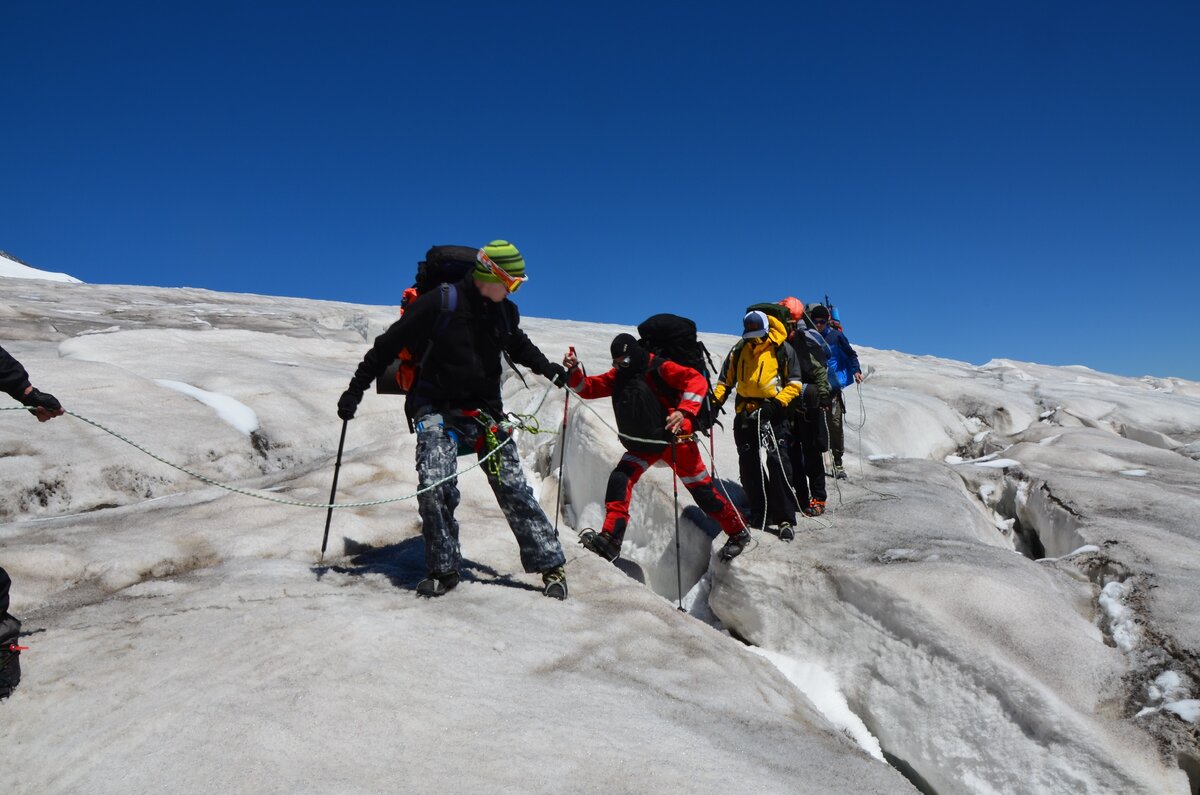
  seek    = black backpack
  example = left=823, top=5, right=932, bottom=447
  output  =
left=408, top=246, right=478, bottom=304
left=636, top=313, right=721, bottom=433
left=376, top=245, right=478, bottom=397
left=611, top=372, right=672, bottom=453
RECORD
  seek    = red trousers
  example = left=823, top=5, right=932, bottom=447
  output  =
left=602, top=440, right=744, bottom=540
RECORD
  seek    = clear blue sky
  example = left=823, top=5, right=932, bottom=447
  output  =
left=3, top=1, right=1198, bottom=379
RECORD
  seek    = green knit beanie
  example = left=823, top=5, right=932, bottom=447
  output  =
left=474, top=240, right=526, bottom=283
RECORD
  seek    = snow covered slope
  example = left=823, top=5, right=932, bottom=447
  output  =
left=0, top=251, right=82, bottom=283
left=2, top=276, right=1199, bottom=793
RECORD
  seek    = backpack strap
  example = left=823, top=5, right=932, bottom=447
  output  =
left=699, top=341, right=718, bottom=377
left=495, top=304, right=530, bottom=388
left=648, top=360, right=676, bottom=404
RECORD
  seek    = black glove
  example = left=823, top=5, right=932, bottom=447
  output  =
left=20, top=387, right=62, bottom=413
left=759, top=399, right=783, bottom=423
left=820, top=394, right=833, bottom=410
left=337, top=387, right=363, bottom=421
left=804, top=384, right=820, bottom=410
left=545, top=363, right=569, bottom=389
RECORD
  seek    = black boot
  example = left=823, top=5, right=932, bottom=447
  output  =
left=718, top=529, right=752, bottom=562
left=416, top=570, right=460, bottom=598
left=542, top=566, right=568, bottom=600
left=580, top=529, right=621, bottom=562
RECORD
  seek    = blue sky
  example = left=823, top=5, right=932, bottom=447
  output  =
left=3, top=1, right=1198, bottom=379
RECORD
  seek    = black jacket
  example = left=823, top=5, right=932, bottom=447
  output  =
left=348, top=278, right=556, bottom=417
left=0, top=345, right=32, bottom=402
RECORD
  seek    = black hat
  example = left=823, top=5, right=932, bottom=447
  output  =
left=611, top=333, right=649, bottom=373
left=809, top=304, right=830, bottom=322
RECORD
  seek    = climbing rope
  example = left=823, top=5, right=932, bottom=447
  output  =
left=760, top=413, right=833, bottom=530
left=820, top=383, right=901, bottom=505
left=2, top=384, right=558, bottom=510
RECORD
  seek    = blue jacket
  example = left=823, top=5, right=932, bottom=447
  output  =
left=819, top=326, right=861, bottom=391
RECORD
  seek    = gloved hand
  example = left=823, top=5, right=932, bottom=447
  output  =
left=804, top=384, right=820, bottom=410
left=20, top=387, right=64, bottom=422
left=337, top=387, right=363, bottom=421
left=545, top=363, right=569, bottom=389
left=820, top=395, right=833, bottom=410
left=758, top=399, right=783, bottom=423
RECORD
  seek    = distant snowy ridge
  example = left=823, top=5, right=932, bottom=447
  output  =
left=0, top=250, right=83, bottom=283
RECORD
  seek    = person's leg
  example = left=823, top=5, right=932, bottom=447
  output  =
left=733, top=418, right=766, bottom=528
left=601, top=452, right=656, bottom=544
left=803, top=419, right=827, bottom=507
left=670, top=441, right=743, bottom=536
left=0, top=566, right=21, bottom=699
left=787, top=420, right=810, bottom=509
left=414, top=414, right=463, bottom=578
left=763, top=420, right=798, bottom=527
left=829, top=391, right=846, bottom=468
left=481, top=425, right=566, bottom=574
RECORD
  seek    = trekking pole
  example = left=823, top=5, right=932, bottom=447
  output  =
left=671, top=438, right=685, bottom=612
left=553, top=367, right=572, bottom=534
left=319, top=420, right=349, bottom=563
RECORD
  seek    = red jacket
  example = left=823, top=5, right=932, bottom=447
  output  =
left=568, top=354, right=708, bottom=434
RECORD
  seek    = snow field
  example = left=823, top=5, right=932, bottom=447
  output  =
left=5, top=276, right=1200, bottom=792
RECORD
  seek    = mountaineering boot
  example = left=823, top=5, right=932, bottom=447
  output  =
left=542, top=566, right=568, bottom=600
left=416, top=570, right=460, bottom=598
left=803, top=499, right=826, bottom=517
left=580, top=529, right=621, bottom=562
left=778, top=522, right=795, bottom=542
left=831, top=464, right=847, bottom=480
left=718, top=529, right=752, bottom=563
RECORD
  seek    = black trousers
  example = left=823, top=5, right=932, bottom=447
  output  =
left=733, top=413, right=798, bottom=527
left=789, top=415, right=828, bottom=505
left=829, top=391, right=846, bottom=463
left=1, top=565, right=20, bottom=698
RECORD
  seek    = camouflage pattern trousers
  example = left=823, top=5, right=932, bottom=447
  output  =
left=414, top=411, right=566, bottom=577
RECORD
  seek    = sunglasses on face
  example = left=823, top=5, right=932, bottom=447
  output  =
left=476, top=250, right=528, bottom=294
left=614, top=355, right=632, bottom=368
left=814, top=318, right=827, bottom=325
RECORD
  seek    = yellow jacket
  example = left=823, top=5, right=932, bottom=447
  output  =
left=713, top=314, right=805, bottom=413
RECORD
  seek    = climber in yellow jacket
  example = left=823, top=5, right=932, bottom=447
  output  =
left=712, top=310, right=806, bottom=549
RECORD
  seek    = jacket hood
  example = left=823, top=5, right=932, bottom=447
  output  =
left=760, top=314, right=788, bottom=346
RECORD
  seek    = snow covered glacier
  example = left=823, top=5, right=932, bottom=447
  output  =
left=3, top=273, right=1199, bottom=793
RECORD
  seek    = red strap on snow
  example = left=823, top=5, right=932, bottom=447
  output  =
left=7, top=644, right=28, bottom=652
